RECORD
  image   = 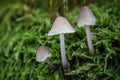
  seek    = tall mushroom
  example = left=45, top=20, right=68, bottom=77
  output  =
left=48, top=16, right=75, bottom=71
left=77, top=6, right=96, bottom=56
left=36, top=46, right=56, bottom=69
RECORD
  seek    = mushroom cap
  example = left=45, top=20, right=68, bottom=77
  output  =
left=36, top=46, right=51, bottom=62
left=77, top=6, right=96, bottom=27
left=48, top=16, right=75, bottom=35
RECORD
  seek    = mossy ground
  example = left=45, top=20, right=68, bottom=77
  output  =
left=0, top=1, right=120, bottom=80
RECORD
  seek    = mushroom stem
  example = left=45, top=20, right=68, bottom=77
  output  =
left=60, top=33, right=68, bottom=71
left=45, top=58, right=56, bottom=69
left=85, top=25, right=95, bottom=56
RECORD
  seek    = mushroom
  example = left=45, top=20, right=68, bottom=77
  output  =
left=36, top=46, right=56, bottom=69
left=77, top=6, right=96, bottom=56
left=48, top=16, right=75, bottom=71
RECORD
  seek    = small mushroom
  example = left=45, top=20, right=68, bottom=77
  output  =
left=77, top=6, right=96, bottom=56
left=36, top=46, right=56, bottom=69
left=48, top=16, right=75, bottom=71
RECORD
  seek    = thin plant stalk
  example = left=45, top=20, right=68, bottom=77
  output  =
left=85, top=25, right=95, bottom=56
left=60, top=33, right=68, bottom=71
left=45, top=58, right=56, bottom=69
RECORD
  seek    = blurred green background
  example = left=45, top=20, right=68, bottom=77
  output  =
left=0, top=0, right=120, bottom=80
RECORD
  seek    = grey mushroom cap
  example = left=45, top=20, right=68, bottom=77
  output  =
left=36, top=46, right=51, bottom=62
left=77, top=6, right=96, bottom=27
left=48, top=16, right=75, bottom=35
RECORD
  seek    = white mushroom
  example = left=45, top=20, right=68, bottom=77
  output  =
left=48, top=16, right=75, bottom=71
left=36, top=46, right=56, bottom=68
left=77, top=6, right=96, bottom=56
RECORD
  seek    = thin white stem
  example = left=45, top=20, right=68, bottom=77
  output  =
left=45, top=58, right=56, bottom=69
left=85, top=25, right=95, bottom=55
left=60, top=34, right=68, bottom=71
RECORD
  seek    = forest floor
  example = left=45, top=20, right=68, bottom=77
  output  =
left=0, top=1, right=120, bottom=80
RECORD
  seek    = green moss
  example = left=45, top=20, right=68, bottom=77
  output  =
left=0, top=1, right=120, bottom=80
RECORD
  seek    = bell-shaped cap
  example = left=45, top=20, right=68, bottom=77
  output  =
left=77, top=6, right=96, bottom=27
left=48, top=16, right=75, bottom=35
left=36, top=46, right=51, bottom=62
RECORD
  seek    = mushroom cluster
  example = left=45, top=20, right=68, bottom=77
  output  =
left=35, top=6, right=97, bottom=72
